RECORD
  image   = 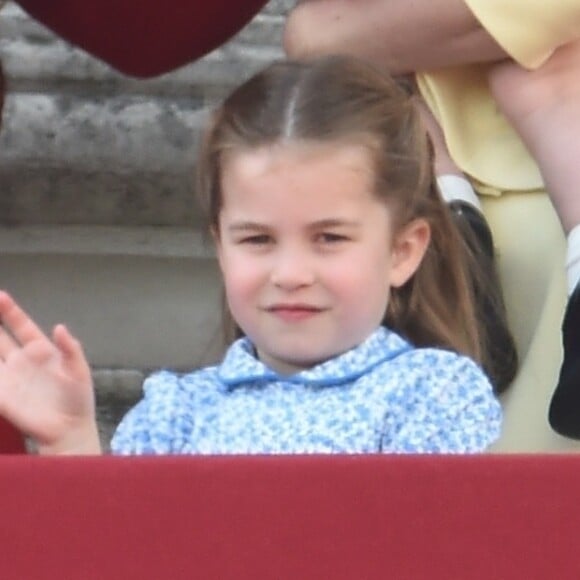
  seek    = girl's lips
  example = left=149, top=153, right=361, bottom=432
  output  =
left=268, top=305, right=323, bottom=322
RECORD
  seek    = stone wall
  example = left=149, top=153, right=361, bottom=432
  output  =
left=0, top=1, right=291, bottom=225
left=0, top=0, right=293, bottom=447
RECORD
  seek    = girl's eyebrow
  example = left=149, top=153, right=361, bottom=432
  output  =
left=308, top=218, right=360, bottom=229
left=226, top=219, right=361, bottom=232
left=226, top=221, right=269, bottom=232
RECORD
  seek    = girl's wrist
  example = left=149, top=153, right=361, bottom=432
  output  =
left=37, top=420, right=102, bottom=455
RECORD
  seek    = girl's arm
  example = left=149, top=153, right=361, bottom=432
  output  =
left=0, top=291, right=101, bottom=454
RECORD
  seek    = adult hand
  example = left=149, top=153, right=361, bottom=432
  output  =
left=0, top=291, right=101, bottom=454
left=489, top=40, right=580, bottom=233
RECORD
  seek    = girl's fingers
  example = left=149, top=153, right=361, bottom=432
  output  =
left=53, top=325, right=90, bottom=379
left=0, top=291, right=47, bottom=346
left=0, top=325, right=18, bottom=359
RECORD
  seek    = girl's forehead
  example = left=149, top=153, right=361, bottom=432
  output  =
left=218, top=140, right=386, bottom=222
left=222, top=141, right=375, bottom=180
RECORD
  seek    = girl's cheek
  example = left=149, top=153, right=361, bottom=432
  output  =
left=224, top=266, right=262, bottom=295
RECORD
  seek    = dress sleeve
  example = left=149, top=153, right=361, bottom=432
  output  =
left=464, top=0, right=580, bottom=68
left=110, top=371, right=195, bottom=455
left=384, top=352, right=502, bottom=453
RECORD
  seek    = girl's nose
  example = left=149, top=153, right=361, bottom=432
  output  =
left=269, top=247, right=315, bottom=290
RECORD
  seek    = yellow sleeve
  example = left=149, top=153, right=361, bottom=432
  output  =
left=417, top=66, right=544, bottom=193
left=465, top=0, right=580, bottom=68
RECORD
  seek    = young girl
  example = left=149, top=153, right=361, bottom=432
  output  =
left=0, top=56, right=501, bottom=455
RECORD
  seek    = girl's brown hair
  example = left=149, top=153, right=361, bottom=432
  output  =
left=197, top=56, right=486, bottom=367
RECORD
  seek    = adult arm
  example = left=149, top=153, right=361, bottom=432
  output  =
left=284, top=0, right=508, bottom=75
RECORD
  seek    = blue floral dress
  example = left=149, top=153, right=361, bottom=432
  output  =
left=111, top=327, right=501, bottom=454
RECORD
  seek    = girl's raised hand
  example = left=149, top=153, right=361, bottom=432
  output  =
left=0, top=291, right=101, bottom=454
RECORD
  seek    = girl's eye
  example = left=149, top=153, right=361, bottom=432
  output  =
left=316, top=232, right=348, bottom=244
left=239, top=234, right=272, bottom=245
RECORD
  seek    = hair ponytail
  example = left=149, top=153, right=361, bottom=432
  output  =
left=385, top=177, right=482, bottom=365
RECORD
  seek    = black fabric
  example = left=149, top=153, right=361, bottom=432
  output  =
left=549, top=286, right=580, bottom=437
left=448, top=201, right=518, bottom=394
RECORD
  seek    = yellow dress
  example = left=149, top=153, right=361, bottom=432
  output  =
left=417, top=0, right=580, bottom=451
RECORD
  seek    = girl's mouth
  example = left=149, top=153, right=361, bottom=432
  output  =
left=268, top=304, right=323, bottom=322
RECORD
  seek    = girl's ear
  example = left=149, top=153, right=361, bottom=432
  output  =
left=389, top=218, right=431, bottom=288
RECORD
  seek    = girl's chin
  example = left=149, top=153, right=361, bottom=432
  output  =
left=257, top=346, right=347, bottom=375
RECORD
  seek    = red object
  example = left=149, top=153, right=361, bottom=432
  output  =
left=1, top=454, right=579, bottom=579
left=0, top=417, right=25, bottom=454
left=16, top=0, right=269, bottom=77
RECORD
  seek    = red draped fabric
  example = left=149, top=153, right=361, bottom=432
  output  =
left=16, top=0, right=269, bottom=77
left=1, top=454, right=579, bottom=578
left=0, top=417, right=25, bottom=454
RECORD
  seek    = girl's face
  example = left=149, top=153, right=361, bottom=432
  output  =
left=215, top=142, right=428, bottom=375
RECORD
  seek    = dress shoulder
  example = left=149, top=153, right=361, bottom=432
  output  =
left=381, top=347, right=502, bottom=453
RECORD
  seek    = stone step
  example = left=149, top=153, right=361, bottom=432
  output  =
left=93, top=369, right=145, bottom=451
left=0, top=94, right=209, bottom=225
left=0, top=224, right=224, bottom=370
left=0, top=224, right=213, bottom=257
